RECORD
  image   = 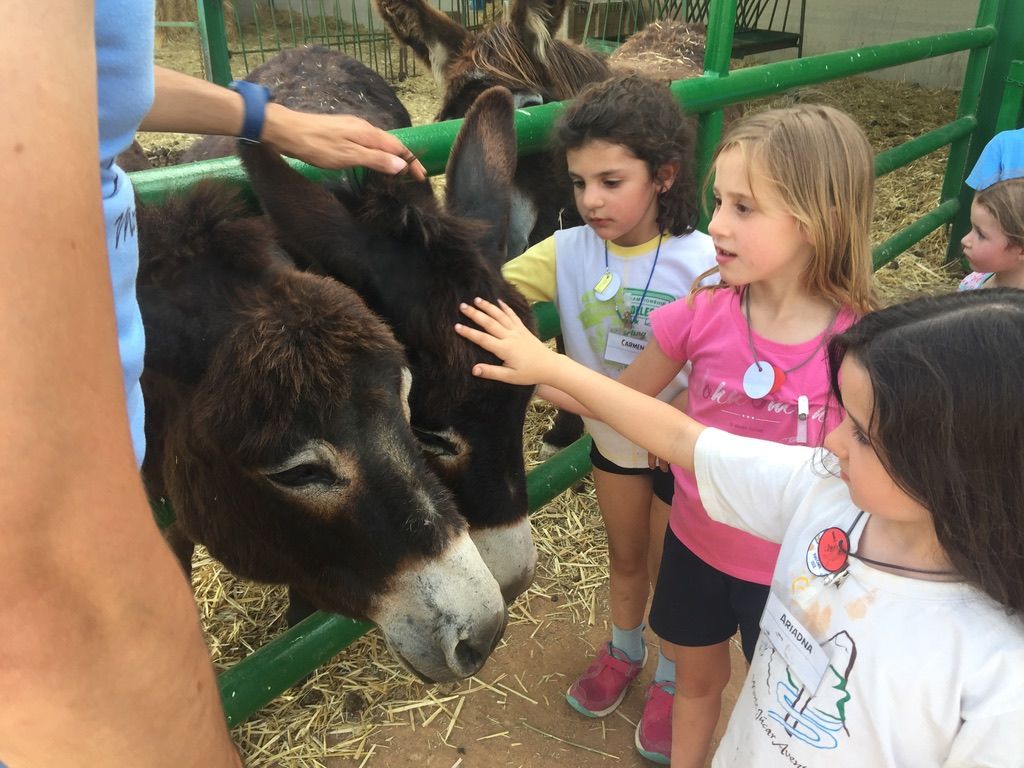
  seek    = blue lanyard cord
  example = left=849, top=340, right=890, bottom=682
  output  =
left=604, top=233, right=664, bottom=328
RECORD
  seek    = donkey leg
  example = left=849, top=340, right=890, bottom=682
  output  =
left=285, top=587, right=318, bottom=628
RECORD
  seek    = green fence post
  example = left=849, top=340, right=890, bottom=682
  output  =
left=945, top=0, right=1024, bottom=260
left=196, top=0, right=233, bottom=85
left=693, top=0, right=737, bottom=231
left=994, top=59, right=1024, bottom=133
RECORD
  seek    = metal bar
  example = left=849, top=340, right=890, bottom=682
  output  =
left=873, top=199, right=960, bottom=271
left=219, top=612, right=373, bottom=727
left=195, top=0, right=232, bottom=85
left=135, top=27, right=996, bottom=206
left=994, top=59, right=1024, bottom=132
left=670, top=27, right=996, bottom=114
left=532, top=301, right=562, bottom=341
left=873, top=117, right=977, bottom=178
left=526, top=437, right=593, bottom=510
left=946, top=0, right=1020, bottom=259
left=694, top=0, right=736, bottom=229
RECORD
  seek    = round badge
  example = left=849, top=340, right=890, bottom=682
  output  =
left=768, top=364, right=787, bottom=395
left=742, top=361, right=778, bottom=399
left=805, top=530, right=831, bottom=576
left=594, top=271, right=621, bottom=302
left=816, top=527, right=850, bottom=573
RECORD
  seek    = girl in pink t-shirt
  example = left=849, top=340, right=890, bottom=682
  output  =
left=515, top=105, right=878, bottom=766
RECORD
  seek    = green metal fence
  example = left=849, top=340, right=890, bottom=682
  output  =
left=132, top=0, right=1024, bottom=725
left=579, top=0, right=805, bottom=58
left=195, top=0, right=501, bottom=84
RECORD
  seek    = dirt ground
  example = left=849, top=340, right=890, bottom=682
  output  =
left=358, top=596, right=747, bottom=768
left=144, top=30, right=964, bottom=768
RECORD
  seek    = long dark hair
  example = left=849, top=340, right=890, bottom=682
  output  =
left=554, top=73, right=699, bottom=236
left=827, top=289, right=1024, bottom=612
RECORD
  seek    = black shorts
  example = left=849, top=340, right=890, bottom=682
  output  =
left=649, top=528, right=770, bottom=662
left=589, top=442, right=674, bottom=505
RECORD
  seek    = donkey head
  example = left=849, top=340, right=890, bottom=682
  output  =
left=239, top=86, right=538, bottom=603
left=375, top=0, right=610, bottom=120
left=137, top=182, right=506, bottom=682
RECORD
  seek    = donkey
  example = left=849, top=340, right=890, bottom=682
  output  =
left=137, top=181, right=506, bottom=683
left=175, top=48, right=537, bottom=602
left=237, top=80, right=539, bottom=605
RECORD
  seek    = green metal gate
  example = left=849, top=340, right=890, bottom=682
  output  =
left=132, top=0, right=1024, bottom=725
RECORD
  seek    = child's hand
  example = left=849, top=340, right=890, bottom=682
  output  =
left=455, top=298, right=556, bottom=385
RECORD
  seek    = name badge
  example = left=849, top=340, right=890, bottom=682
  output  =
left=604, top=331, right=647, bottom=365
left=759, top=590, right=831, bottom=692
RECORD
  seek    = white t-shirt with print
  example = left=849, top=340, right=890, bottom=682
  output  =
left=693, top=428, right=1024, bottom=768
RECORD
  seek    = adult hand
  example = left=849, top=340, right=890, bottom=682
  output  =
left=264, top=106, right=427, bottom=179
left=144, top=66, right=426, bottom=179
left=456, top=298, right=556, bottom=385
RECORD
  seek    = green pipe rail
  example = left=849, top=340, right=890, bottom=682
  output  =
left=138, top=0, right=1021, bottom=726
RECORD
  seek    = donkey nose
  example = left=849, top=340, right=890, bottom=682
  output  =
left=448, top=607, right=508, bottom=677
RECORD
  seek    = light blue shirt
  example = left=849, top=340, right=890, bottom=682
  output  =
left=966, top=128, right=1024, bottom=190
left=96, top=0, right=155, bottom=465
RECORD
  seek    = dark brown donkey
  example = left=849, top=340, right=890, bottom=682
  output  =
left=176, top=48, right=538, bottom=603
left=137, top=181, right=506, bottom=683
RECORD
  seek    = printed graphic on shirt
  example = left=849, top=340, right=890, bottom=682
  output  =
left=750, top=630, right=858, bottom=763
left=578, top=287, right=675, bottom=369
left=694, top=371, right=828, bottom=443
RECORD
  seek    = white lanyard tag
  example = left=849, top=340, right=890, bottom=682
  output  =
left=796, top=394, right=809, bottom=444
left=604, top=332, right=646, bottom=365
left=759, top=590, right=831, bottom=693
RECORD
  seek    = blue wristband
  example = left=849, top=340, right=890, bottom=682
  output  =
left=228, top=79, right=271, bottom=143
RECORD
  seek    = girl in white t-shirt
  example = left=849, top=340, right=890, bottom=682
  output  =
left=456, top=288, right=1024, bottom=768
left=959, top=177, right=1024, bottom=290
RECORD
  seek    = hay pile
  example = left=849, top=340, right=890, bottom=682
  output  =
left=608, top=21, right=707, bottom=83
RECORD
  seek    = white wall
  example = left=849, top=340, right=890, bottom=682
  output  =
left=749, top=1, right=980, bottom=89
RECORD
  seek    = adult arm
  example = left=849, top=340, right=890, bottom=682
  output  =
left=0, top=4, right=240, bottom=766
left=142, top=65, right=426, bottom=178
left=456, top=298, right=705, bottom=471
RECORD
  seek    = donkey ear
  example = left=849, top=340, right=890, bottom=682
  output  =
left=374, top=0, right=468, bottom=80
left=238, top=142, right=372, bottom=286
left=445, top=86, right=517, bottom=266
left=507, top=0, right=571, bottom=61
left=138, top=286, right=214, bottom=384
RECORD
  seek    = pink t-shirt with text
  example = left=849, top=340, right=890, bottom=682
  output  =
left=650, top=288, right=855, bottom=584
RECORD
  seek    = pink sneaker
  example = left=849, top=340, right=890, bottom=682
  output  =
left=635, top=680, right=674, bottom=764
left=565, top=643, right=646, bottom=717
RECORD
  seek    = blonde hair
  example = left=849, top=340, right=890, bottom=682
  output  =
left=694, top=104, right=877, bottom=314
left=973, top=178, right=1024, bottom=249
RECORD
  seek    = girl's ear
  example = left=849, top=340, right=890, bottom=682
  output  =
left=656, top=161, right=680, bottom=193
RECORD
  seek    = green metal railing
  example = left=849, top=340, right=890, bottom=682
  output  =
left=136, top=0, right=1023, bottom=726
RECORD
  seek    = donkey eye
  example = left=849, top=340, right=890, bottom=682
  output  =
left=266, top=463, right=342, bottom=488
left=412, top=426, right=461, bottom=458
